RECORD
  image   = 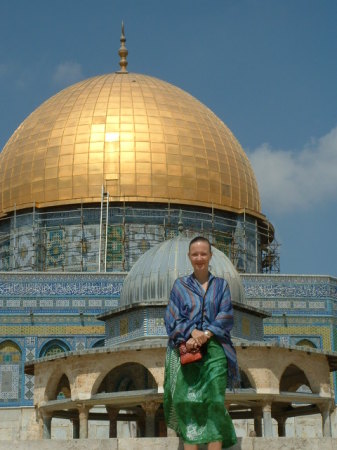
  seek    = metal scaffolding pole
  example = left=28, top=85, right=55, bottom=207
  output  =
left=255, top=218, right=258, bottom=273
left=104, top=192, right=109, bottom=272
left=32, top=203, right=36, bottom=270
left=12, top=203, right=17, bottom=270
left=98, top=185, right=104, bottom=272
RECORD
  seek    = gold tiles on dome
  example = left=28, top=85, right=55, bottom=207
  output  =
left=0, top=73, right=262, bottom=217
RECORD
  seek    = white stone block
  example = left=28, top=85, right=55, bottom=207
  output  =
left=118, top=437, right=183, bottom=449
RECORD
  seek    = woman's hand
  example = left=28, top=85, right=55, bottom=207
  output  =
left=186, top=337, right=200, bottom=352
left=191, top=329, right=209, bottom=346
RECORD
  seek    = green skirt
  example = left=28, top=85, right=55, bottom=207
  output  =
left=164, top=338, right=237, bottom=447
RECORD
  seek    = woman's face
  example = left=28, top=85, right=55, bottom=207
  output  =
left=188, top=241, right=212, bottom=274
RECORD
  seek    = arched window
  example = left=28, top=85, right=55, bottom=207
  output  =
left=39, top=339, right=70, bottom=358
left=295, top=339, right=317, bottom=349
left=92, top=339, right=105, bottom=348
left=0, top=341, right=22, bottom=403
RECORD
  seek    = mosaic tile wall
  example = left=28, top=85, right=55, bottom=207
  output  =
left=242, top=274, right=337, bottom=306
left=0, top=272, right=124, bottom=311
left=232, top=309, right=264, bottom=341
left=0, top=206, right=268, bottom=273
left=0, top=335, right=106, bottom=406
left=105, top=308, right=147, bottom=346
left=0, top=272, right=125, bottom=407
left=241, top=274, right=337, bottom=399
left=334, top=325, right=337, bottom=394
left=233, top=216, right=261, bottom=273
left=1, top=271, right=336, bottom=408
left=0, top=341, right=21, bottom=403
left=0, top=239, right=10, bottom=271
left=105, top=305, right=264, bottom=347
left=14, top=228, right=34, bottom=270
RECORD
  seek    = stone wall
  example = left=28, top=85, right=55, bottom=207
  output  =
left=0, top=437, right=337, bottom=450
left=0, top=408, right=336, bottom=441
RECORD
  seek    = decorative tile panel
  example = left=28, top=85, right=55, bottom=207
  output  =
left=0, top=240, right=10, bottom=271
left=46, top=230, right=65, bottom=268
left=0, top=273, right=125, bottom=313
left=15, top=232, right=33, bottom=269
left=24, top=375, right=34, bottom=400
left=0, top=365, right=20, bottom=400
left=106, top=225, right=124, bottom=271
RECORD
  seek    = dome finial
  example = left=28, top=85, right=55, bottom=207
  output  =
left=117, top=21, right=128, bottom=73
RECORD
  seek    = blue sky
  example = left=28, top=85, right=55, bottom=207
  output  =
left=1, top=0, right=337, bottom=276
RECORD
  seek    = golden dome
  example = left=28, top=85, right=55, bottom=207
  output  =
left=0, top=72, right=262, bottom=218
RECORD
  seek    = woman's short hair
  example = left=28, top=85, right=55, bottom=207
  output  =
left=189, top=236, right=212, bottom=253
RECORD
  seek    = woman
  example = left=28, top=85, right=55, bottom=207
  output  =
left=164, top=236, right=239, bottom=450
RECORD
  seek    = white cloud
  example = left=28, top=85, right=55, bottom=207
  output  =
left=248, top=125, right=337, bottom=215
left=52, top=61, right=84, bottom=87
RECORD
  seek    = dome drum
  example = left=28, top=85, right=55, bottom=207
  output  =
left=100, top=301, right=267, bottom=348
left=0, top=203, right=275, bottom=273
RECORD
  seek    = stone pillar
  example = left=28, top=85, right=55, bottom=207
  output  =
left=137, top=410, right=146, bottom=437
left=37, top=411, right=44, bottom=439
left=107, top=407, right=119, bottom=438
left=167, top=427, right=177, bottom=437
left=41, top=412, right=52, bottom=439
left=72, top=418, right=80, bottom=439
left=319, top=403, right=332, bottom=437
left=276, top=416, right=286, bottom=437
left=254, top=415, right=262, bottom=437
left=252, top=407, right=262, bottom=437
left=262, top=402, right=273, bottom=437
left=142, top=401, right=159, bottom=437
left=78, top=405, right=90, bottom=439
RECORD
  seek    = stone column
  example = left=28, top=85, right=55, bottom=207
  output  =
left=253, top=415, right=263, bottom=437
left=37, top=411, right=43, bottom=439
left=106, top=407, right=119, bottom=438
left=78, top=405, right=90, bottom=439
left=142, top=401, right=159, bottom=437
left=276, top=416, right=286, bottom=437
left=72, top=418, right=80, bottom=439
left=41, top=411, right=52, bottom=439
left=167, top=427, right=177, bottom=437
left=262, top=402, right=273, bottom=437
left=137, top=410, right=146, bottom=437
left=319, top=403, right=332, bottom=437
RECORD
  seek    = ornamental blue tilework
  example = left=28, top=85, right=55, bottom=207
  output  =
left=1, top=271, right=337, bottom=408
left=241, top=274, right=337, bottom=400
left=0, top=272, right=127, bottom=407
left=0, top=272, right=125, bottom=314
left=242, top=275, right=337, bottom=301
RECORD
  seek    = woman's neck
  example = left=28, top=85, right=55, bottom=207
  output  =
left=194, top=271, right=209, bottom=285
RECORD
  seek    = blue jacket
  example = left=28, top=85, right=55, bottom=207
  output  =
left=165, top=273, right=240, bottom=388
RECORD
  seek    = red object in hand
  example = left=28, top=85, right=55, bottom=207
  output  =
left=179, top=342, right=203, bottom=365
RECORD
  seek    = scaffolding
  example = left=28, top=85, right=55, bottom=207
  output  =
left=0, top=199, right=279, bottom=274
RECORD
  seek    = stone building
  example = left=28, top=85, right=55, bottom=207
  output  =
left=25, top=236, right=337, bottom=440
left=0, top=26, right=336, bottom=441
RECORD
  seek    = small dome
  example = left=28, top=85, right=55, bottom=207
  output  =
left=120, top=235, right=246, bottom=308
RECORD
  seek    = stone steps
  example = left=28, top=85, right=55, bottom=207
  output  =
left=0, top=438, right=336, bottom=449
